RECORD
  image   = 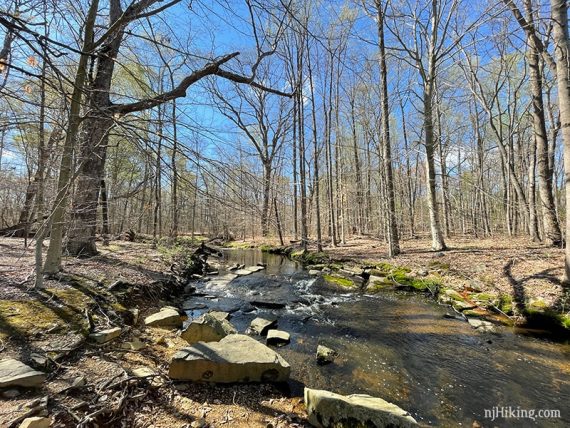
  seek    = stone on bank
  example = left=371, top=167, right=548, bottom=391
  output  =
left=304, top=387, right=418, bottom=428
left=144, top=307, right=182, bottom=328
left=0, top=359, right=46, bottom=388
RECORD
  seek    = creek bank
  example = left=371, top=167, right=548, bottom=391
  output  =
left=252, top=243, right=570, bottom=335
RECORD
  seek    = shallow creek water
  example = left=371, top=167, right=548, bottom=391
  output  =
left=184, top=249, right=570, bottom=427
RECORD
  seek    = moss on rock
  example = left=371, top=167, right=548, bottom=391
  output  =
left=322, top=274, right=356, bottom=288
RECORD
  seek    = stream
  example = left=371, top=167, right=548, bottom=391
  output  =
left=184, top=249, right=570, bottom=427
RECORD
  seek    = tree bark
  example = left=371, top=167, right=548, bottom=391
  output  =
left=525, top=0, right=563, bottom=246
left=376, top=0, right=400, bottom=256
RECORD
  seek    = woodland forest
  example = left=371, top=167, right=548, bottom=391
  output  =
left=0, top=0, right=570, bottom=427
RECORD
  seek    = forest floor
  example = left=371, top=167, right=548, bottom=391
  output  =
left=0, top=237, right=307, bottom=427
left=0, top=234, right=568, bottom=427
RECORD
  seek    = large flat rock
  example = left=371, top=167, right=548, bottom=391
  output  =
left=304, top=388, right=418, bottom=428
left=181, top=313, right=237, bottom=344
left=0, top=359, right=46, bottom=388
left=169, top=334, right=290, bottom=383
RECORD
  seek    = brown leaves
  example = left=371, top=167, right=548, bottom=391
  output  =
left=26, top=56, right=38, bottom=67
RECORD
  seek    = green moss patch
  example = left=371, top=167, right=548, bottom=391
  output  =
left=291, top=250, right=330, bottom=266
left=322, top=274, right=356, bottom=288
left=0, top=294, right=90, bottom=340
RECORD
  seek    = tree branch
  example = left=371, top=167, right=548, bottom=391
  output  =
left=110, top=52, right=292, bottom=115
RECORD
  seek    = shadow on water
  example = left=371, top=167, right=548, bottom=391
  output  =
left=187, top=249, right=570, bottom=427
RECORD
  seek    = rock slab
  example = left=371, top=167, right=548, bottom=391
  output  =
left=144, top=308, right=182, bottom=328
left=169, top=334, right=290, bottom=383
left=304, top=388, right=418, bottom=428
left=0, top=359, right=46, bottom=388
left=248, top=317, right=277, bottom=335
left=89, top=327, right=122, bottom=344
left=266, top=330, right=290, bottom=346
left=181, top=313, right=237, bottom=344
left=18, top=417, right=51, bottom=428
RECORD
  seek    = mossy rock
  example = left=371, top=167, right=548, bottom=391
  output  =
left=322, top=274, right=356, bottom=288
left=443, top=289, right=464, bottom=302
left=291, top=250, right=330, bottom=265
left=523, top=306, right=570, bottom=332
left=471, top=292, right=497, bottom=305
left=497, top=294, right=513, bottom=315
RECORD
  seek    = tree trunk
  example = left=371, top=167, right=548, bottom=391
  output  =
left=100, top=179, right=110, bottom=246
left=526, top=0, right=563, bottom=246
left=424, top=84, right=447, bottom=251
left=550, top=0, right=570, bottom=280
left=44, top=0, right=99, bottom=271
left=377, top=0, right=400, bottom=256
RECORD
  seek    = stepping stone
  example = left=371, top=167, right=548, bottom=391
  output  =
left=235, top=269, right=254, bottom=276
left=0, top=359, right=46, bottom=388
left=248, top=317, right=277, bottom=336
left=266, top=330, right=290, bottom=346
left=169, top=334, right=290, bottom=383
left=181, top=313, right=237, bottom=344
left=209, top=311, right=230, bottom=321
left=144, top=308, right=182, bottom=328
left=89, top=327, right=122, bottom=344
left=316, top=345, right=337, bottom=365
left=244, top=265, right=265, bottom=272
left=304, top=388, right=418, bottom=428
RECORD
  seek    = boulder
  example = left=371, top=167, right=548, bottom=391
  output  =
left=89, top=327, right=122, bottom=344
left=235, top=269, right=254, bottom=276
left=248, top=317, right=277, bottom=336
left=0, top=359, right=46, bottom=388
left=144, top=308, right=182, bottom=328
left=304, top=388, right=418, bottom=428
left=18, top=417, right=51, bottom=428
left=181, top=313, right=237, bottom=344
left=169, top=334, right=290, bottom=383
left=266, top=330, right=290, bottom=346
left=308, top=270, right=321, bottom=276
left=316, top=345, right=337, bottom=365
left=209, top=311, right=230, bottom=321
left=244, top=265, right=265, bottom=272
